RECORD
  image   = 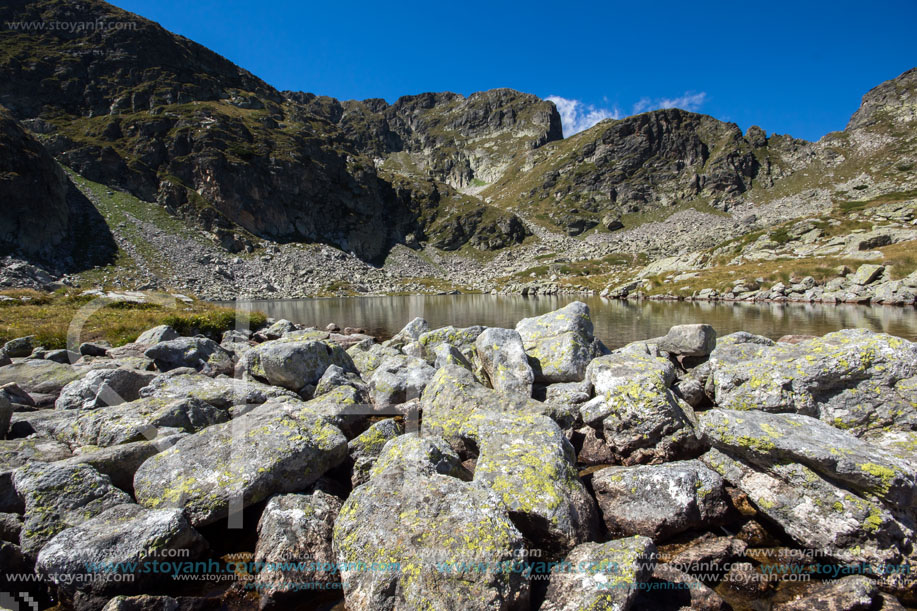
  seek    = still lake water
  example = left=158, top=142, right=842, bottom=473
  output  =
left=228, top=295, right=917, bottom=349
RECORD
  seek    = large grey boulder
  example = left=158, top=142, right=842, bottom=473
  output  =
left=253, top=491, right=341, bottom=607
left=55, top=367, right=158, bottom=410
left=13, top=462, right=132, bottom=556
left=58, top=438, right=181, bottom=492
left=313, top=363, right=367, bottom=398
left=2, top=336, right=34, bottom=358
left=36, top=503, right=207, bottom=599
left=515, top=301, right=594, bottom=383
left=850, top=263, right=884, bottom=285
left=701, top=448, right=914, bottom=572
left=255, top=319, right=297, bottom=341
left=580, top=346, right=696, bottom=464
left=592, top=460, right=729, bottom=540
left=368, top=354, right=436, bottom=408
left=134, top=402, right=348, bottom=526
left=0, top=437, right=72, bottom=512
left=349, top=418, right=404, bottom=486
left=367, top=433, right=470, bottom=481
left=540, top=536, right=657, bottom=611
left=238, top=338, right=356, bottom=392
left=0, top=359, right=83, bottom=394
left=59, top=396, right=228, bottom=447
left=708, top=329, right=917, bottom=434
left=138, top=372, right=298, bottom=409
left=333, top=434, right=529, bottom=610
left=468, top=410, right=599, bottom=554
left=134, top=325, right=180, bottom=345
left=422, top=366, right=598, bottom=554
left=383, top=317, right=429, bottom=349
left=699, top=409, right=917, bottom=509
left=144, top=337, right=234, bottom=376
left=475, top=327, right=534, bottom=398
left=44, top=348, right=80, bottom=364
left=658, top=324, right=717, bottom=357
left=346, top=340, right=400, bottom=377
left=417, top=325, right=485, bottom=363
left=422, top=365, right=566, bottom=447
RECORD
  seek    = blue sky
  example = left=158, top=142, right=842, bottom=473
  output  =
left=109, top=0, right=915, bottom=141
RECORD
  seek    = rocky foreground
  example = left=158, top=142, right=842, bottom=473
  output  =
left=1, top=304, right=916, bottom=610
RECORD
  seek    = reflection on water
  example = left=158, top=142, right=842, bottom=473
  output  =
left=227, top=295, right=917, bottom=349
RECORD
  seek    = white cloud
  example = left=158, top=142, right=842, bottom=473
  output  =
left=632, top=91, right=707, bottom=115
left=546, top=96, right=621, bottom=137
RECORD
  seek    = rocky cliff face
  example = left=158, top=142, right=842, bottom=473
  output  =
left=333, top=89, right=562, bottom=190
left=0, top=0, right=914, bottom=297
left=0, top=107, right=114, bottom=269
left=481, top=109, right=813, bottom=235
left=0, top=0, right=544, bottom=261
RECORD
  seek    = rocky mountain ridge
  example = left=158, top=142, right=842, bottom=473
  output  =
left=0, top=0, right=914, bottom=299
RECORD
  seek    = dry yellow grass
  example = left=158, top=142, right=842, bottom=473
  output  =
left=0, top=290, right=266, bottom=349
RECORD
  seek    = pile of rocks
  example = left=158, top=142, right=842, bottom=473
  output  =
left=605, top=264, right=917, bottom=305
left=1, top=304, right=916, bottom=610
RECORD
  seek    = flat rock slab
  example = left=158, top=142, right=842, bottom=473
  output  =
left=134, top=402, right=347, bottom=526
left=36, top=503, right=207, bottom=599
left=708, top=329, right=917, bottom=434
left=139, top=372, right=298, bottom=409
left=699, top=409, right=917, bottom=508
left=0, top=360, right=83, bottom=394
left=61, top=396, right=229, bottom=447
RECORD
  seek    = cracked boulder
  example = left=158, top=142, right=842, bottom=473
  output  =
left=475, top=327, right=534, bottom=399
left=515, top=301, right=594, bottom=383
left=13, top=462, right=132, bottom=557
left=698, top=409, right=917, bottom=510
left=701, top=448, right=915, bottom=579
left=133, top=402, right=347, bottom=527
left=422, top=366, right=598, bottom=554
left=253, top=491, right=342, bottom=609
left=580, top=345, right=698, bottom=464
left=333, top=434, right=528, bottom=610
left=707, top=329, right=917, bottom=434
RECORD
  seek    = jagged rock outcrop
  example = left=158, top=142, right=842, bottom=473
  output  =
left=0, top=107, right=115, bottom=268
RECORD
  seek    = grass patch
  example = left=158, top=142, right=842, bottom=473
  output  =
left=0, top=290, right=266, bottom=349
